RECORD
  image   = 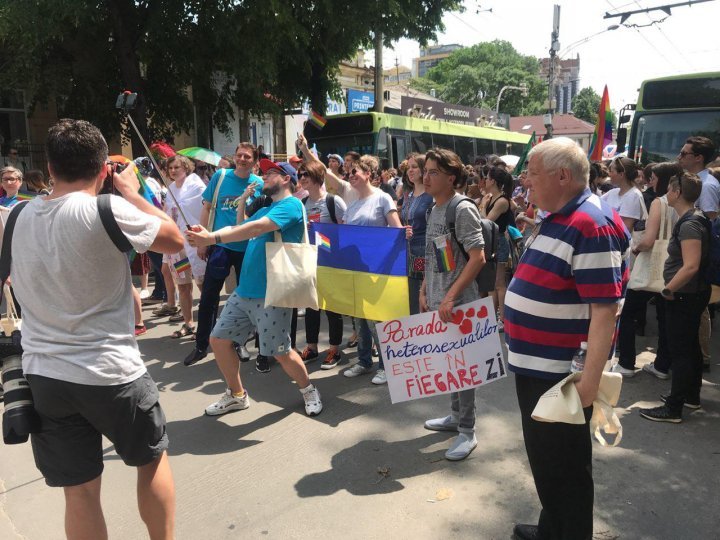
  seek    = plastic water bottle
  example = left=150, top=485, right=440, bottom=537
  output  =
left=570, top=341, right=588, bottom=373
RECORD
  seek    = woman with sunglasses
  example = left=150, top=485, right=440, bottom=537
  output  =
left=400, top=153, right=433, bottom=315
left=296, top=160, right=347, bottom=369
left=601, top=157, right=646, bottom=233
left=341, top=155, right=402, bottom=385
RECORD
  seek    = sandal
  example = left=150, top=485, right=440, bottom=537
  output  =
left=152, top=304, right=179, bottom=317
left=168, top=312, right=185, bottom=322
left=301, top=346, right=319, bottom=364
left=346, top=338, right=359, bottom=348
left=171, top=324, right=195, bottom=339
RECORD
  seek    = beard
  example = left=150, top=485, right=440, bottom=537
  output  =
left=262, top=183, right=281, bottom=197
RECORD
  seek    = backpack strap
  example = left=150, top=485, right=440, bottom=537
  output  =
left=0, top=201, right=29, bottom=285
left=327, top=194, right=337, bottom=224
left=445, top=196, right=477, bottom=260
left=301, top=196, right=309, bottom=204
left=97, top=194, right=133, bottom=253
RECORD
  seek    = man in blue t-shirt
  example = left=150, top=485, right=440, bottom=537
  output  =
left=184, top=142, right=264, bottom=366
left=186, top=159, right=323, bottom=417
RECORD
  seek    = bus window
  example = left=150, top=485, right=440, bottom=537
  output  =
left=432, top=133, right=454, bottom=151
left=632, top=111, right=720, bottom=165
left=411, top=132, right=432, bottom=154
left=476, top=138, right=493, bottom=157
left=391, top=135, right=409, bottom=167
left=312, top=135, right=375, bottom=161
left=455, top=136, right=475, bottom=164
left=377, top=128, right=389, bottom=167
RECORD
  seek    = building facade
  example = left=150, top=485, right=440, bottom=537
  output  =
left=412, top=44, right=464, bottom=78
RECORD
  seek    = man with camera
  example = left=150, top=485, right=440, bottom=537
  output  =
left=9, top=119, right=184, bottom=539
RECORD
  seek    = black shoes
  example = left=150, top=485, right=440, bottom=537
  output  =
left=255, top=355, right=270, bottom=373
left=513, top=524, right=540, bottom=540
left=639, top=405, right=682, bottom=423
left=660, top=393, right=701, bottom=410
left=184, top=348, right=207, bottom=366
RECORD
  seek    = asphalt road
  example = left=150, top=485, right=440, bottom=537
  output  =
left=1, top=301, right=719, bottom=539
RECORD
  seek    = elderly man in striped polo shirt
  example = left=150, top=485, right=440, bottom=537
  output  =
left=505, top=138, right=630, bottom=540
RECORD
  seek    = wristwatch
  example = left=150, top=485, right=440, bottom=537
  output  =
left=661, top=288, right=674, bottom=299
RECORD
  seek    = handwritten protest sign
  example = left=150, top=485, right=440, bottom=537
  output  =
left=376, top=297, right=506, bottom=404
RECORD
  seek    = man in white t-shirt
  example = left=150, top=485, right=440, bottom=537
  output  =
left=10, top=119, right=184, bottom=539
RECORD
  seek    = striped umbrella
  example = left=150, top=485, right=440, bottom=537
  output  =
left=177, top=147, right=222, bottom=166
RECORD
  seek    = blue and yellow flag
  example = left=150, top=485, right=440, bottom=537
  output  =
left=309, top=223, right=409, bottom=321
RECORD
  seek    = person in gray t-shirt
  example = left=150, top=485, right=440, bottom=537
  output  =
left=420, top=148, right=486, bottom=461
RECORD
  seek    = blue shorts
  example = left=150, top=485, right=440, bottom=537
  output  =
left=497, top=234, right=510, bottom=263
left=211, top=292, right=293, bottom=356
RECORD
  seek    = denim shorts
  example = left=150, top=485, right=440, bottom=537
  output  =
left=497, top=233, right=510, bottom=263
left=27, top=372, right=168, bottom=487
left=211, top=292, right=293, bottom=356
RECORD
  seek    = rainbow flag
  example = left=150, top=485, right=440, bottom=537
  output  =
left=136, top=168, right=162, bottom=209
left=315, top=231, right=331, bottom=250
left=17, top=192, right=37, bottom=201
left=174, top=257, right=191, bottom=274
left=309, top=223, right=409, bottom=321
left=309, top=110, right=327, bottom=130
left=435, top=239, right=456, bottom=272
left=588, top=85, right=613, bottom=162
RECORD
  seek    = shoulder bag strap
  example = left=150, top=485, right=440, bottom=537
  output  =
left=446, top=196, right=476, bottom=261
left=0, top=201, right=29, bottom=285
left=97, top=194, right=133, bottom=253
left=207, top=168, right=227, bottom=232
left=327, top=194, right=337, bottom=224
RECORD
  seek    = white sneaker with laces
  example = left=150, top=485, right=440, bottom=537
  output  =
left=642, top=362, right=670, bottom=380
left=343, top=364, right=372, bottom=378
left=139, top=288, right=151, bottom=299
left=610, top=363, right=636, bottom=378
left=300, top=384, right=322, bottom=416
left=205, top=389, right=250, bottom=416
left=371, top=369, right=387, bottom=385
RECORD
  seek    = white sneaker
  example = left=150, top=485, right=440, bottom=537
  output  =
left=300, top=384, right=322, bottom=416
left=238, top=345, right=250, bottom=361
left=371, top=369, right=387, bottom=385
left=139, top=288, right=151, bottom=300
left=424, top=414, right=459, bottom=432
left=343, top=364, right=372, bottom=378
left=445, top=432, right=478, bottom=461
left=610, top=363, right=636, bottom=378
left=205, top=389, right=250, bottom=416
left=642, top=362, right=670, bottom=380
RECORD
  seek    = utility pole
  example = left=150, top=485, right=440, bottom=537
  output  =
left=374, top=32, right=384, bottom=113
left=545, top=4, right=560, bottom=140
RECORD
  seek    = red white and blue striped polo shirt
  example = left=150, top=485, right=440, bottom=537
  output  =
left=506, top=188, right=630, bottom=380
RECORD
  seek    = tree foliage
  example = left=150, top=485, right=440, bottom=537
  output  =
left=571, top=87, right=617, bottom=127
left=410, top=40, right=546, bottom=117
left=0, top=0, right=461, bottom=153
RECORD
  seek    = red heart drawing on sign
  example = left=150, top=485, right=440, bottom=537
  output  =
left=478, top=305, right=488, bottom=318
left=466, top=308, right=475, bottom=317
left=451, top=310, right=464, bottom=325
left=459, top=318, right=473, bottom=335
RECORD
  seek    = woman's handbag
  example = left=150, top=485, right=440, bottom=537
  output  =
left=628, top=198, right=671, bottom=293
left=264, top=210, right=319, bottom=310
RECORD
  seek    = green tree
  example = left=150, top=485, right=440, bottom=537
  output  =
left=410, top=40, right=546, bottom=117
left=572, top=87, right=617, bottom=126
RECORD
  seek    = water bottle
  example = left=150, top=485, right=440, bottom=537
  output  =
left=570, top=341, right=588, bottom=373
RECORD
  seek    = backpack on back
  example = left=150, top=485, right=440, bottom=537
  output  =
left=443, top=196, right=499, bottom=294
left=704, top=216, right=720, bottom=286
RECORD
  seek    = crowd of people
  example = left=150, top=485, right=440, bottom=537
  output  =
left=2, top=118, right=718, bottom=540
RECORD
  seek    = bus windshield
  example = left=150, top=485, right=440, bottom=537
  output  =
left=632, top=110, right=720, bottom=165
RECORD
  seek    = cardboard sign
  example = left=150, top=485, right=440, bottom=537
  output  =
left=376, top=297, right=506, bottom=404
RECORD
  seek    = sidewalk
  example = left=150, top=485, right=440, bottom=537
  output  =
left=1, top=302, right=718, bottom=539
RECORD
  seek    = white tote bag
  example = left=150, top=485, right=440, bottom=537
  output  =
left=1, top=284, right=21, bottom=335
left=628, top=198, right=671, bottom=293
left=264, top=210, right=319, bottom=310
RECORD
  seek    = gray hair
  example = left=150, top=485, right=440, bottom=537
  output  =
left=527, top=137, right=589, bottom=186
left=0, top=166, right=23, bottom=181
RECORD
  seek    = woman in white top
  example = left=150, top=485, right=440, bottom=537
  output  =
left=601, top=157, right=646, bottom=232
left=162, top=155, right=207, bottom=338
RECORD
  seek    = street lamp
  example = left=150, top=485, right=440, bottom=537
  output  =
left=496, top=83, right=529, bottom=114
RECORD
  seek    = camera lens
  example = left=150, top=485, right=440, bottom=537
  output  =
left=1, top=331, right=41, bottom=444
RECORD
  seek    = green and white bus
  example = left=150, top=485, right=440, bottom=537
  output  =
left=303, top=112, right=531, bottom=168
left=618, top=72, right=720, bottom=165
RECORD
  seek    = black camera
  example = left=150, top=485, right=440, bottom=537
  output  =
left=100, top=161, right=128, bottom=196
left=1, top=330, right=41, bottom=444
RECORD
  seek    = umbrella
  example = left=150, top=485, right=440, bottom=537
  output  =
left=108, top=154, right=132, bottom=164
left=498, top=154, right=520, bottom=167
left=178, top=147, right=222, bottom=166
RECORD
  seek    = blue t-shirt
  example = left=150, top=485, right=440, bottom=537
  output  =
left=203, top=169, right=264, bottom=252
left=238, top=196, right=305, bottom=298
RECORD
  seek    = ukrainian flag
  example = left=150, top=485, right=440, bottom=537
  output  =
left=310, top=223, right=409, bottom=321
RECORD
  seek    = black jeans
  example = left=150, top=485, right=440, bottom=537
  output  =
left=195, top=247, right=244, bottom=351
left=515, top=374, right=594, bottom=540
left=618, top=289, right=668, bottom=370
left=147, top=251, right=166, bottom=300
left=305, top=308, right=343, bottom=346
left=664, top=289, right=711, bottom=413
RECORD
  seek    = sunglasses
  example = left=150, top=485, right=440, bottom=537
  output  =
left=678, top=151, right=698, bottom=158
left=351, top=167, right=370, bottom=176
left=298, top=171, right=310, bottom=178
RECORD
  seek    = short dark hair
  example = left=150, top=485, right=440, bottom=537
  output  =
left=299, top=160, right=325, bottom=185
left=650, top=161, right=683, bottom=197
left=344, top=151, right=360, bottom=162
left=686, top=136, right=716, bottom=165
left=235, top=142, right=258, bottom=161
left=425, top=147, right=467, bottom=188
left=669, top=171, right=702, bottom=204
left=46, top=119, right=108, bottom=182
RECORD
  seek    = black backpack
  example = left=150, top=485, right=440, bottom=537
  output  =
left=429, top=196, right=498, bottom=294
left=302, top=194, right=338, bottom=224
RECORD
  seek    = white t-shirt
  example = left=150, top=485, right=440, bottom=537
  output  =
left=11, top=193, right=160, bottom=386
left=602, top=187, right=646, bottom=221
left=344, top=190, right=396, bottom=227
left=165, top=173, right=205, bottom=229
left=696, top=169, right=720, bottom=215
left=331, top=176, right=360, bottom=206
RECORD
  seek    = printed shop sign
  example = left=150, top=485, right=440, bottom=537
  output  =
left=376, top=297, right=506, bottom=404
